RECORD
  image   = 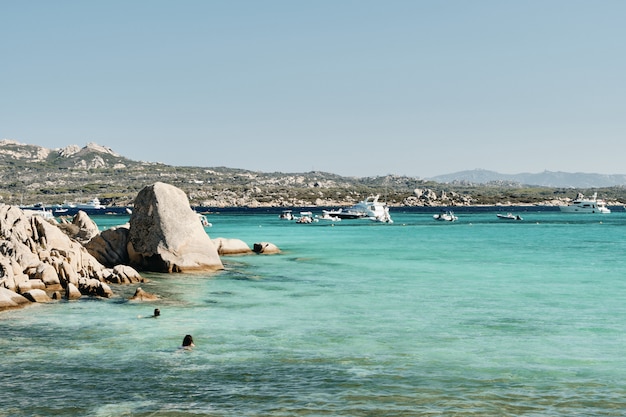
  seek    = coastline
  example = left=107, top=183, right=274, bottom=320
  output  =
left=22, top=203, right=625, bottom=218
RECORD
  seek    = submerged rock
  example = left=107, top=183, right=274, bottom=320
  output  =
left=130, top=287, right=159, bottom=301
left=253, top=242, right=280, bottom=254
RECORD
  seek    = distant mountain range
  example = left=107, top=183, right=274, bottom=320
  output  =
left=1, top=139, right=625, bottom=207
left=429, top=169, right=626, bottom=188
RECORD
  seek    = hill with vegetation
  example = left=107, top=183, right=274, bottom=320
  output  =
left=1, top=139, right=625, bottom=208
left=430, top=169, right=626, bottom=188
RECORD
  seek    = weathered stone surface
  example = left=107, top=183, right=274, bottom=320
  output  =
left=127, top=182, right=223, bottom=273
left=0, top=204, right=135, bottom=310
left=253, top=242, right=280, bottom=254
left=71, top=211, right=100, bottom=243
left=0, top=205, right=34, bottom=242
left=106, top=265, right=143, bottom=284
left=0, top=287, right=29, bottom=309
left=77, top=278, right=113, bottom=298
left=31, top=263, right=61, bottom=286
left=130, top=287, right=159, bottom=301
left=22, top=289, right=52, bottom=303
left=65, top=283, right=82, bottom=300
left=85, top=225, right=130, bottom=267
left=212, top=237, right=252, bottom=255
left=17, top=279, right=46, bottom=293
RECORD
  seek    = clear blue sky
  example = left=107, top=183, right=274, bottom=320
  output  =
left=2, top=1, right=625, bottom=178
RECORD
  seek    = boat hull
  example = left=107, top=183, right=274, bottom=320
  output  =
left=559, top=206, right=610, bottom=214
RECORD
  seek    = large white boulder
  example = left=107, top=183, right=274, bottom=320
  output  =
left=127, top=182, right=223, bottom=273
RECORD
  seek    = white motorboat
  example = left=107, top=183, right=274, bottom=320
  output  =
left=74, top=197, right=107, bottom=210
left=198, top=214, right=212, bottom=227
left=318, top=212, right=341, bottom=221
left=559, top=193, right=610, bottom=214
left=58, top=197, right=106, bottom=210
left=22, top=207, right=55, bottom=220
left=497, top=213, right=523, bottom=221
left=324, top=195, right=393, bottom=223
left=322, top=208, right=367, bottom=220
left=433, top=210, right=458, bottom=222
left=279, top=210, right=295, bottom=220
left=296, top=211, right=318, bottom=224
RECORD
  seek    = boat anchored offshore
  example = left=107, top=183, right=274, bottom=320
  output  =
left=323, top=195, right=393, bottom=223
left=433, top=210, right=458, bottom=222
left=58, top=197, right=106, bottom=210
left=279, top=210, right=295, bottom=220
left=497, top=213, right=523, bottom=221
left=296, top=211, right=318, bottom=224
left=559, top=193, right=610, bottom=214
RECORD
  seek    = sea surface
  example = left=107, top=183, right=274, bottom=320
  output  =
left=1, top=208, right=626, bottom=416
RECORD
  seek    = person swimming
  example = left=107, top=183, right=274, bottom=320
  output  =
left=181, top=334, right=195, bottom=349
left=137, top=308, right=161, bottom=319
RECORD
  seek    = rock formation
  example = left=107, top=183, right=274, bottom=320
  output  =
left=253, top=242, right=280, bottom=254
left=0, top=204, right=143, bottom=311
left=85, top=225, right=130, bottom=267
left=1, top=181, right=282, bottom=312
left=212, top=237, right=253, bottom=255
left=129, top=287, right=159, bottom=301
left=127, top=182, right=224, bottom=273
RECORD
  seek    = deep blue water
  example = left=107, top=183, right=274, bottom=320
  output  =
left=1, top=209, right=625, bottom=416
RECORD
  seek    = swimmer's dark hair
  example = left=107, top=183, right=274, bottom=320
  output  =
left=182, top=334, right=194, bottom=347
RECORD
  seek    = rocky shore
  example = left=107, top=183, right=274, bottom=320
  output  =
left=0, top=182, right=279, bottom=312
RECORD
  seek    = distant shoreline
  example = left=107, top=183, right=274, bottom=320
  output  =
left=18, top=204, right=625, bottom=217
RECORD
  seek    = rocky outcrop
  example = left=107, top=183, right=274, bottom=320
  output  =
left=129, top=287, right=159, bottom=301
left=127, top=182, right=224, bottom=273
left=58, top=210, right=100, bottom=243
left=402, top=188, right=474, bottom=207
left=85, top=225, right=130, bottom=267
left=212, top=237, right=253, bottom=255
left=253, top=242, right=280, bottom=254
left=0, top=204, right=144, bottom=311
left=0, top=287, right=30, bottom=309
left=107, top=265, right=143, bottom=284
left=1, top=181, right=284, bottom=312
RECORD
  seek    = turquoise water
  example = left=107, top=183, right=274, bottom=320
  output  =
left=1, top=210, right=626, bottom=416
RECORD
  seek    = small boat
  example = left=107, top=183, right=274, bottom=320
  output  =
left=433, top=210, right=458, bottom=222
left=198, top=214, right=212, bottom=227
left=279, top=210, right=295, bottom=220
left=324, top=195, right=393, bottom=223
left=558, top=193, right=610, bottom=214
left=296, top=211, right=318, bottom=224
left=318, top=212, right=341, bottom=221
left=22, top=207, right=55, bottom=220
left=497, top=213, right=523, bottom=221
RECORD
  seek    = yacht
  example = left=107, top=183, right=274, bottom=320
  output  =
left=323, top=195, right=393, bottom=223
left=73, top=198, right=107, bottom=210
left=559, top=193, right=610, bottom=214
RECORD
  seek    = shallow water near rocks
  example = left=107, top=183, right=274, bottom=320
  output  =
left=2, top=209, right=626, bottom=416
